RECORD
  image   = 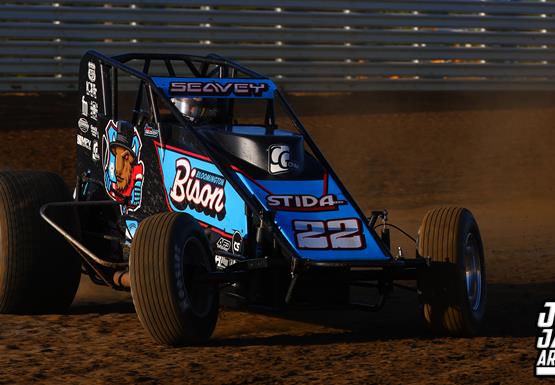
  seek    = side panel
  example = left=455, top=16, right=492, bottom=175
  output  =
left=76, top=54, right=168, bottom=233
left=154, top=142, right=248, bottom=244
left=76, top=54, right=106, bottom=181
left=75, top=54, right=247, bottom=254
left=235, top=170, right=390, bottom=262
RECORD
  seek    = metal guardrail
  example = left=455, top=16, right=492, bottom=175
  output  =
left=1, top=0, right=554, bottom=92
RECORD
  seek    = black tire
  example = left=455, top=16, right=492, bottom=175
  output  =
left=417, top=207, right=487, bottom=336
left=130, top=212, right=219, bottom=346
left=0, top=171, right=82, bottom=314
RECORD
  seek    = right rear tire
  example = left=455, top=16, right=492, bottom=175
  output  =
left=130, top=212, right=219, bottom=346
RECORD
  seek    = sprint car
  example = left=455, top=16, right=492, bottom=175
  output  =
left=0, top=51, right=487, bottom=345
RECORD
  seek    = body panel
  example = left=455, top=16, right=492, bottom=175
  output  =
left=154, top=141, right=248, bottom=240
left=235, top=171, right=389, bottom=262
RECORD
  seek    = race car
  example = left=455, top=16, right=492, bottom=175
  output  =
left=0, top=51, right=487, bottom=345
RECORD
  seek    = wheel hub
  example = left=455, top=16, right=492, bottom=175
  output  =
left=464, top=233, right=482, bottom=312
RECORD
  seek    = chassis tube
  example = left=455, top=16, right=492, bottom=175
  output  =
left=40, top=200, right=128, bottom=288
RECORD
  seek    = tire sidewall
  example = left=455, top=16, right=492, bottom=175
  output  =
left=167, top=215, right=219, bottom=341
left=0, top=171, right=81, bottom=314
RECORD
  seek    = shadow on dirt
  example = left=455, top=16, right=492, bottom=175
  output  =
left=210, top=330, right=417, bottom=347
left=212, top=282, right=553, bottom=346
left=65, top=281, right=552, bottom=344
left=484, top=282, right=554, bottom=337
left=69, top=301, right=135, bottom=315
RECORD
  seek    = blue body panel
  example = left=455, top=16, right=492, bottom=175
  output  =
left=155, top=143, right=248, bottom=239
left=235, top=172, right=390, bottom=262
left=154, top=124, right=389, bottom=263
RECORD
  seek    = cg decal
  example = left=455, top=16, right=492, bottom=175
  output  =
left=292, top=218, right=365, bottom=250
left=102, top=120, right=144, bottom=214
left=268, top=144, right=299, bottom=175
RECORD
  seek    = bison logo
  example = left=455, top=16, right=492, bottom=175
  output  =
left=102, top=120, right=144, bottom=213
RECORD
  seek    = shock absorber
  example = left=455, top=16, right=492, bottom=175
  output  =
left=380, top=209, right=391, bottom=250
left=255, top=214, right=265, bottom=258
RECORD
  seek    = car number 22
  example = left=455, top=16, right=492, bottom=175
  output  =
left=292, top=218, right=365, bottom=250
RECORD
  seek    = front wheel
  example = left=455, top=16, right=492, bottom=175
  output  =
left=417, top=207, right=487, bottom=336
left=130, top=212, right=219, bottom=346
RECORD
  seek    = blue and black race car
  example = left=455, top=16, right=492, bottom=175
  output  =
left=0, top=51, right=487, bottom=346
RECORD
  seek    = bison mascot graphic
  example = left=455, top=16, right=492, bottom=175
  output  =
left=103, top=120, right=144, bottom=213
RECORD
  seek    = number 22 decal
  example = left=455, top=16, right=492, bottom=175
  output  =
left=292, top=218, right=365, bottom=250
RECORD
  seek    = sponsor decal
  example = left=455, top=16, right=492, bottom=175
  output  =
left=170, top=81, right=268, bottom=97
left=156, top=143, right=248, bottom=239
left=266, top=194, right=345, bottom=211
left=86, top=81, right=97, bottom=99
left=81, top=96, right=88, bottom=117
left=268, top=144, right=298, bottom=175
left=169, top=157, right=226, bottom=220
left=92, top=140, right=100, bottom=162
left=78, top=117, right=89, bottom=133
left=216, top=237, right=231, bottom=252
left=232, top=231, right=243, bottom=254
left=87, top=61, right=96, bottom=82
left=143, top=124, right=159, bottom=138
left=103, top=120, right=144, bottom=213
left=77, top=134, right=91, bottom=150
left=293, top=218, right=365, bottom=250
left=536, top=301, right=555, bottom=377
left=90, top=125, right=99, bottom=138
left=125, top=219, right=138, bottom=241
left=89, top=100, right=98, bottom=120
left=215, top=254, right=236, bottom=270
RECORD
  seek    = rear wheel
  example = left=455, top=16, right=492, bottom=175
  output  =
left=0, top=171, right=82, bottom=314
left=417, top=207, right=487, bottom=336
left=130, top=212, right=219, bottom=346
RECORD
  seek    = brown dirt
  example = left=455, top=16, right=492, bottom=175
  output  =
left=0, top=93, right=554, bottom=384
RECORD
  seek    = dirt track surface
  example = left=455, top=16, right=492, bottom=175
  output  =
left=0, top=93, right=554, bottom=384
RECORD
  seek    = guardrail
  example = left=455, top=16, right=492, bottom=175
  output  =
left=1, top=0, right=554, bottom=92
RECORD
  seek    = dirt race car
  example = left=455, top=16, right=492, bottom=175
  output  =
left=0, top=51, right=487, bottom=345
